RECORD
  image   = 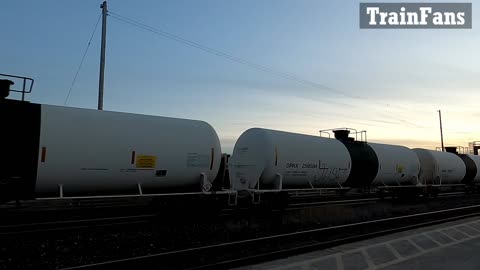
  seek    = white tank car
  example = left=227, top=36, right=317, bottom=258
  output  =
left=229, top=128, right=352, bottom=191
left=467, top=154, right=480, bottom=183
left=368, top=143, right=420, bottom=186
left=413, top=149, right=466, bottom=185
left=35, top=105, right=221, bottom=196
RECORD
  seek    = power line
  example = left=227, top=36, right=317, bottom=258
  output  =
left=64, top=14, right=101, bottom=105
left=107, top=11, right=456, bottom=132
left=108, top=11, right=411, bottom=111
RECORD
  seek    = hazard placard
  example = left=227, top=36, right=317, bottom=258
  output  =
left=136, top=155, right=157, bottom=168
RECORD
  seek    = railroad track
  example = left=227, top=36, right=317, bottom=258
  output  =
left=0, top=192, right=472, bottom=236
left=0, top=197, right=377, bottom=235
left=0, top=190, right=466, bottom=214
left=0, top=214, right=156, bottom=235
left=286, top=197, right=378, bottom=209
left=0, top=197, right=153, bottom=212
left=285, top=191, right=467, bottom=210
left=58, top=204, right=480, bottom=270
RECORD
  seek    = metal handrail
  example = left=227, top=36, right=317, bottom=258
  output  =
left=437, top=146, right=469, bottom=154
left=319, top=127, right=368, bottom=142
left=0, top=73, right=35, bottom=101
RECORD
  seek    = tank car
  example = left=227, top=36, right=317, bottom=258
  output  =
left=368, top=143, right=420, bottom=186
left=464, top=153, right=480, bottom=194
left=229, top=128, right=352, bottom=192
left=440, top=147, right=480, bottom=193
left=466, top=154, right=480, bottom=184
left=327, top=130, right=419, bottom=188
left=321, top=129, right=422, bottom=198
left=413, top=148, right=466, bottom=186
left=0, top=75, right=222, bottom=203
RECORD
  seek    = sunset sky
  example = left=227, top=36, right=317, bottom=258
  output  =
left=2, top=0, right=479, bottom=153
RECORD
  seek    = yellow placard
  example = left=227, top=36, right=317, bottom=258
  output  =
left=136, top=155, right=157, bottom=168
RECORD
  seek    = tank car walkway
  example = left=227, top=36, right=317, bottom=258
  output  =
left=236, top=216, right=480, bottom=270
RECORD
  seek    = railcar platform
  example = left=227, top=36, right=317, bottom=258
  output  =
left=236, top=215, right=480, bottom=270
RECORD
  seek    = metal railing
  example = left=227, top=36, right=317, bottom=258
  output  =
left=436, top=146, right=468, bottom=154
left=0, top=73, right=35, bottom=101
left=319, top=127, right=368, bottom=142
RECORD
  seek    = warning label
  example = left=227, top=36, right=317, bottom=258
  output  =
left=136, top=155, right=157, bottom=168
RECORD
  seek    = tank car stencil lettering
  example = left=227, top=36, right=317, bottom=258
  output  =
left=302, top=163, right=318, bottom=169
left=318, top=161, right=329, bottom=171
left=136, top=155, right=157, bottom=169
left=331, top=168, right=339, bottom=177
left=187, top=153, right=210, bottom=168
left=238, top=147, right=248, bottom=154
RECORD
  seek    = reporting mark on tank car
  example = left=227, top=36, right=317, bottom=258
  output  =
left=302, top=163, right=318, bottom=169
left=286, top=163, right=298, bottom=168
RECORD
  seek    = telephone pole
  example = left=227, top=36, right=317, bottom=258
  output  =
left=98, top=1, right=107, bottom=110
left=438, top=110, right=444, bottom=152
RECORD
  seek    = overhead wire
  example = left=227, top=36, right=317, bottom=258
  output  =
left=64, top=14, right=101, bottom=105
left=107, top=11, right=445, bottom=130
left=108, top=11, right=412, bottom=111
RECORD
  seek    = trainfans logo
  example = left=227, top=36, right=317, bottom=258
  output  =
left=360, top=3, right=472, bottom=29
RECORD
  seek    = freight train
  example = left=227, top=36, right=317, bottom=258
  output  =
left=229, top=128, right=480, bottom=201
left=1, top=73, right=480, bottom=205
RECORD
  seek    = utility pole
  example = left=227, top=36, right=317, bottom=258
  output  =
left=438, top=110, right=445, bottom=152
left=98, top=1, right=107, bottom=110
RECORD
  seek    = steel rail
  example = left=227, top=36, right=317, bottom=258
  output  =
left=0, top=214, right=155, bottom=235
left=58, top=204, right=480, bottom=270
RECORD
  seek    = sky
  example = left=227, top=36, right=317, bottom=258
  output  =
left=2, top=0, right=479, bottom=153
